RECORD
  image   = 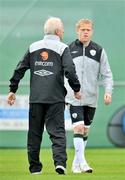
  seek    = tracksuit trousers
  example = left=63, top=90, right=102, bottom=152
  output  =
left=27, top=103, right=67, bottom=173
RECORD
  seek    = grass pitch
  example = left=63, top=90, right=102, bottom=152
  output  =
left=0, top=148, right=125, bottom=180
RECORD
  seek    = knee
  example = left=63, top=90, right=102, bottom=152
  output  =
left=74, top=124, right=84, bottom=134
left=84, top=128, right=89, bottom=136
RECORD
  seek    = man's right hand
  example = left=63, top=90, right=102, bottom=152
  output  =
left=7, top=92, right=16, bottom=105
left=74, top=91, right=81, bottom=99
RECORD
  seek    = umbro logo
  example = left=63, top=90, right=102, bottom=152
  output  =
left=34, top=69, right=53, bottom=77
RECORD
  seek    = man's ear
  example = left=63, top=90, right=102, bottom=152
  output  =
left=55, top=29, right=59, bottom=36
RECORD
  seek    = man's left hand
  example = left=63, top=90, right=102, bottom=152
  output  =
left=104, top=92, right=112, bottom=105
left=74, top=91, right=81, bottom=100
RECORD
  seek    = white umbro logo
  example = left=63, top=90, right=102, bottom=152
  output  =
left=34, top=69, right=53, bottom=77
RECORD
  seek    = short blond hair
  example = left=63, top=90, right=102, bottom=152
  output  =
left=76, top=19, right=93, bottom=30
left=44, top=17, right=63, bottom=35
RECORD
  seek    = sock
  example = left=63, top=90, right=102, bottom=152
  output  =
left=84, top=140, right=87, bottom=147
left=82, top=135, right=88, bottom=165
left=83, top=135, right=88, bottom=148
left=73, top=134, right=87, bottom=165
left=72, top=154, right=79, bottom=165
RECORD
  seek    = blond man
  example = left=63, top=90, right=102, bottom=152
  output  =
left=65, top=19, right=113, bottom=173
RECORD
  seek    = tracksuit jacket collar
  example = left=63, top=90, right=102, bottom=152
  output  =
left=44, top=34, right=60, bottom=41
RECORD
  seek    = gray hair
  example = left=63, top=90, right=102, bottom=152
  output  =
left=44, top=17, right=63, bottom=35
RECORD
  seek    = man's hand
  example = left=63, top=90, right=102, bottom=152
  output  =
left=74, top=91, right=81, bottom=100
left=104, top=92, right=112, bottom=105
left=7, top=92, right=16, bottom=105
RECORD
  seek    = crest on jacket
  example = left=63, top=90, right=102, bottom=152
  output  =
left=90, top=49, right=96, bottom=56
left=40, top=51, right=48, bottom=60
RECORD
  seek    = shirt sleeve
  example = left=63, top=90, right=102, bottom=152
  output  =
left=9, top=50, right=30, bottom=93
left=99, top=49, right=113, bottom=94
left=61, top=47, right=81, bottom=92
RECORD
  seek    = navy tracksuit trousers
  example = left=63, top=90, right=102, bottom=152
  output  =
left=27, top=103, right=67, bottom=173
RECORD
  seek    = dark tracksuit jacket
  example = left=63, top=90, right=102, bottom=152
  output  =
left=9, top=35, right=80, bottom=102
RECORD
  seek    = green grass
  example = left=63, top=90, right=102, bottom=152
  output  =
left=0, top=148, right=125, bottom=180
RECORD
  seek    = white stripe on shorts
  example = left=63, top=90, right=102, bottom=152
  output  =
left=72, top=121, right=91, bottom=128
left=72, top=121, right=84, bottom=128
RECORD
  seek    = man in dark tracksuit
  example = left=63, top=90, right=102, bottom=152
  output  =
left=7, top=17, right=81, bottom=175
